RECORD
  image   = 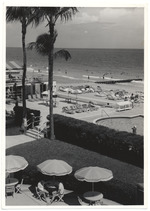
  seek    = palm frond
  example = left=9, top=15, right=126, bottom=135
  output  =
left=54, top=49, right=71, bottom=61
left=55, top=7, right=78, bottom=22
left=27, top=33, right=49, bottom=56
left=27, top=32, right=58, bottom=56
left=29, top=7, right=45, bottom=27
left=6, top=7, right=36, bottom=26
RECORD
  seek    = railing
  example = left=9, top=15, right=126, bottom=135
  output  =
left=101, top=109, right=112, bottom=125
left=35, top=122, right=48, bottom=139
left=26, top=115, right=48, bottom=139
left=26, top=115, right=42, bottom=128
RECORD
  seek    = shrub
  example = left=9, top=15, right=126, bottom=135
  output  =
left=52, top=114, right=143, bottom=168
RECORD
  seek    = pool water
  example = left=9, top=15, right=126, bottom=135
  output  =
left=96, top=116, right=144, bottom=136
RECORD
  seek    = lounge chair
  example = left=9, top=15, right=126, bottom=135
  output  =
left=88, top=102, right=99, bottom=111
left=70, top=105, right=77, bottom=110
left=28, top=95, right=34, bottom=102
left=62, top=107, right=75, bottom=114
left=5, top=185, right=15, bottom=198
left=82, top=104, right=90, bottom=112
left=76, top=104, right=85, bottom=113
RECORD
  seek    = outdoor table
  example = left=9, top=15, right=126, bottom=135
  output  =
left=44, top=181, right=58, bottom=194
left=6, top=178, right=19, bottom=186
left=83, top=191, right=103, bottom=203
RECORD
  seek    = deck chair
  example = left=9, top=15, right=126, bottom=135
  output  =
left=5, top=185, right=15, bottom=198
left=82, top=104, right=90, bottom=112
left=35, top=187, right=49, bottom=204
left=16, top=179, right=24, bottom=193
left=50, top=182, right=65, bottom=203
left=57, top=182, right=64, bottom=202
left=62, top=106, right=75, bottom=114
left=28, top=95, right=34, bottom=102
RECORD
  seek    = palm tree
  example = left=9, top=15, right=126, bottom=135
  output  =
left=32, top=7, right=78, bottom=140
left=27, top=33, right=71, bottom=137
left=6, top=7, right=35, bottom=121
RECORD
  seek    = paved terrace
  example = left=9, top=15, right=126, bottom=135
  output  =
left=5, top=184, right=121, bottom=206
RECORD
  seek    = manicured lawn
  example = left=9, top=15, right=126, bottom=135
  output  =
left=6, top=138, right=143, bottom=205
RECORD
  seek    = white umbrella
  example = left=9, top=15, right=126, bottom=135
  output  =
left=6, top=155, right=28, bottom=173
left=74, top=166, right=113, bottom=191
left=42, top=90, right=49, bottom=95
left=37, top=159, right=72, bottom=176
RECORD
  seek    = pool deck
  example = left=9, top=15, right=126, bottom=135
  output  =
left=6, top=94, right=144, bottom=149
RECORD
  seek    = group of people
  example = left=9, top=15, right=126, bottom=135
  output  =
left=37, top=180, right=64, bottom=203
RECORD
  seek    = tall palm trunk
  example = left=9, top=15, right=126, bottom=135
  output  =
left=22, top=20, right=27, bottom=118
left=48, top=22, right=55, bottom=140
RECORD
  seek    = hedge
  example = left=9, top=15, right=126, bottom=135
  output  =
left=52, top=114, right=143, bottom=168
left=13, top=106, right=41, bottom=129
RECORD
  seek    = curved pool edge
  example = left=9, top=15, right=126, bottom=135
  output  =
left=93, top=114, right=144, bottom=125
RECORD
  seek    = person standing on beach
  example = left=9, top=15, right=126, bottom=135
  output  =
left=132, top=126, right=137, bottom=134
left=130, top=93, right=134, bottom=108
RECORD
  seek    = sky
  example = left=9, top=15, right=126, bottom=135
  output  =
left=6, top=7, right=144, bottom=49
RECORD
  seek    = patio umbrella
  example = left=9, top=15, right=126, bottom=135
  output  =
left=37, top=159, right=72, bottom=176
left=6, top=155, right=28, bottom=173
left=74, top=166, right=113, bottom=191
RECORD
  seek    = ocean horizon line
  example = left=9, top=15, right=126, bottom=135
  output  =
left=6, top=47, right=144, bottom=51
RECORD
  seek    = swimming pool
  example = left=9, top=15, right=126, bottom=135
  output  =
left=95, top=115, right=144, bottom=136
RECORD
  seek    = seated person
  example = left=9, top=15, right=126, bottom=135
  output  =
left=58, top=183, right=64, bottom=194
left=47, top=182, right=64, bottom=203
left=57, top=182, right=64, bottom=201
left=38, top=180, right=49, bottom=195
left=52, top=182, right=64, bottom=202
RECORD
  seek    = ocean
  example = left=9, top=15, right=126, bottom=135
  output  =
left=6, top=47, right=144, bottom=81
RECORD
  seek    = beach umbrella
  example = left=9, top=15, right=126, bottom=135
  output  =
left=74, top=166, right=113, bottom=191
left=37, top=159, right=72, bottom=176
left=42, top=90, right=49, bottom=96
left=42, top=91, right=57, bottom=99
left=6, top=155, right=28, bottom=173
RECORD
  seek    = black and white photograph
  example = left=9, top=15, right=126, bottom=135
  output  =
left=1, top=0, right=149, bottom=208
